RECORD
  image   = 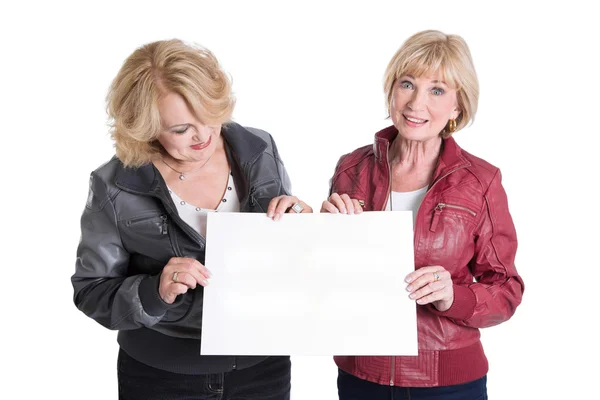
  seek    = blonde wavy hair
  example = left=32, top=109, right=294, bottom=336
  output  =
left=383, top=30, right=479, bottom=136
left=107, top=39, right=235, bottom=167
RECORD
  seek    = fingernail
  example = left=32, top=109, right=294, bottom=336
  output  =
left=341, top=208, right=347, bottom=214
left=406, top=286, right=412, bottom=292
left=267, top=212, right=273, bottom=218
left=206, top=269, right=213, bottom=278
left=202, top=279, right=209, bottom=286
left=405, top=276, right=412, bottom=283
left=409, top=293, right=416, bottom=299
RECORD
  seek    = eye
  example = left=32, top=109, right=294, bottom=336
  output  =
left=432, top=87, right=445, bottom=96
left=172, top=125, right=189, bottom=134
left=399, top=80, right=414, bottom=90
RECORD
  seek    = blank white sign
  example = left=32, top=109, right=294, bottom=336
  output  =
left=201, top=211, right=417, bottom=356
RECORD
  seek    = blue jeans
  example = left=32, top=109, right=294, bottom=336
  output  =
left=118, top=349, right=291, bottom=400
left=338, top=369, right=487, bottom=400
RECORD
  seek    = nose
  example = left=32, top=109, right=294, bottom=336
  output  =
left=192, top=124, right=213, bottom=142
left=407, top=88, right=427, bottom=111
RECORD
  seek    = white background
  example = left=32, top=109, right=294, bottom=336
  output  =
left=1, top=1, right=598, bottom=399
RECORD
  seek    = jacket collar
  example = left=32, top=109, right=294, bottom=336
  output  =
left=114, top=122, right=267, bottom=195
left=373, top=125, right=471, bottom=181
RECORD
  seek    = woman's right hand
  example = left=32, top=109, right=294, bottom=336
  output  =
left=159, top=257, right=212, bottom=304
left=320, top=193, right=363, bottom=214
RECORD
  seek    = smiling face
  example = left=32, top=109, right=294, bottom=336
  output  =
left=156, top=91, right=222, bottom=165
left=389, top=72, right=461, bottom=143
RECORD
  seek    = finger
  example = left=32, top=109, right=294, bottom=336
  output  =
left=405, top=265, right=445, bottom=283
left=297, top=201, right=313, bottom=214
left=351, top=199, right=363, bottom=214
left=272, top=196, right=299, bottom=220
left=189, top=259, right=212, bottom=279
left=328, top=193, right=348, bottom=214
left=406, top=270, right=449, bottom=294
left=408, top=281, right=445, bottom=300
left=171, top=257, right=212, bottom=279
left=287, top=200, right=308, bottom=214
left=340, top=194, right=355, bottom=215
left=320, top=200, right=339, bottom=214
left=171, top=271, right=198, bottom=289
left=181, top=267, right=210, bottom=287
left=416, top=289, right=449, bottom=305
left=182, top=259, right=212, bottom=282
left=267, top=196, right=283, bottom=218
left=160, top=282, right=191, bottom=304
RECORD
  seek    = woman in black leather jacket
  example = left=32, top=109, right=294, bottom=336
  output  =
left=72, top=39, right=311, bottom=400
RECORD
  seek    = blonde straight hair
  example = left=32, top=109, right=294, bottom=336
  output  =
left=383, top=30, right=479, bottom=136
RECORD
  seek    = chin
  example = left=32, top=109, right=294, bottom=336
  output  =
left=396, top=129, right=435, bottom=143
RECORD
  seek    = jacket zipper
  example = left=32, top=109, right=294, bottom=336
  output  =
left=384, top=159, right=469, bottom=385
left=160, top=215, right=168, bottom=235
left=249, top=187, right=256, bottom=207
left=430, top=203, right=477, bottom=232
left=390, top=356, right=396, bottom=386
left=382, top=146, right=393, bottom=211
left=385, top=144, right=395, bottom=386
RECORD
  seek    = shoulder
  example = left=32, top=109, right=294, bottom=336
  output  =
left=460, top=147, right=501, bottom=189
left=86, top=157, right=124, bottom=205
left=92, top=156, right=123, bottom=182
left=335, top=144, right=375, bottom=173
left=223, top=122, right=282, bottom=161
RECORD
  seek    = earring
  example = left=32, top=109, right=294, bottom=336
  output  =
left=447, top=119, right=457, bottom=133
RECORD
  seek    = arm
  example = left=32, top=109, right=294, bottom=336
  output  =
left=71, top=173, right=176, bottom=330
left=265, top=134, right=313, bottom=217
left=270, top=133, right=292, bottom=196
left=322, top=156, right=364, bottom=214
left=431, top=169, right=525, bottom=328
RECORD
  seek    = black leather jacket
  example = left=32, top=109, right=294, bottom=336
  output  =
left=72, top=123, right=292, bottom=374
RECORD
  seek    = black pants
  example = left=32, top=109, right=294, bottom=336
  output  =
left=118, top=349, right=291, bottom=400
left=338, top=369, right=487, bottom=400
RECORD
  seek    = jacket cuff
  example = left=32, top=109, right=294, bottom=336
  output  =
left=139, top=274, right=178, bottom=317
left=429, top=284, right=477, bottom=320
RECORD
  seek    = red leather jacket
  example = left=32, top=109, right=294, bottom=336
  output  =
left=331, top=126, right=524, bottom=387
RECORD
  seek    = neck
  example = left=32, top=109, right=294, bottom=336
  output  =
left=389, top=135, right=442, bottom=168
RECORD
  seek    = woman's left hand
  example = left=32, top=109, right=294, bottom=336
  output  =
left=267, top=195, right=313, bottom=220
left=405, top=266, right=454, bottom=312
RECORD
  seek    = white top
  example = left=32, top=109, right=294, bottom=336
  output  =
left=384, top=186, right=428, bottom=226
left=168, top=172, right=240, bottom=238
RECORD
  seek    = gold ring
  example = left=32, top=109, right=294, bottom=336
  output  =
left=173, top=271, right=179, bottom=283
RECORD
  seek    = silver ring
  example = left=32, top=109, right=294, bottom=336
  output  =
left=433, top=272, right=440, bottom=282
left=291, top=202, right=304, bottom=213
left=172, top=271, right=179, bottom=283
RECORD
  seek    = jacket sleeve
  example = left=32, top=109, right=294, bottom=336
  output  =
left=71, top=173, right=176, bottom=330
left=431, top=169, right=524, bottom=328
left=270, top=134, right=292, bottom=196
left=328, top=154, right=351, bottom=195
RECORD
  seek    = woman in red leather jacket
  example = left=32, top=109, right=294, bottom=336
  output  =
left=321, top=30, right=524, bottom=400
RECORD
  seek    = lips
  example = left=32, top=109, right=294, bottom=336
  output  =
left=190, top=136, right=212, bottom=150
left=403, top=115, right=428, bottom=123
left=403, top=114, right=428, bottom=127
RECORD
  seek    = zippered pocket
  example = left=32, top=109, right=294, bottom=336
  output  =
left=125, top=213, right=168, bottom=235
left=430, top=203, right=477, bottom=232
